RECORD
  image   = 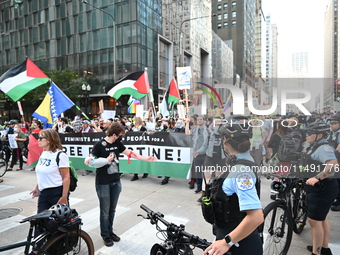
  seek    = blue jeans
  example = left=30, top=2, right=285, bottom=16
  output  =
left=96, top=181, right=122, bottom=238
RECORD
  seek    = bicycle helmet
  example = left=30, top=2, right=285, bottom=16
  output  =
left=218, top=115, right=252, bottom=141
left=303, top=122, right=329, bottom=134
left=49, top=204, right=72, bottom=224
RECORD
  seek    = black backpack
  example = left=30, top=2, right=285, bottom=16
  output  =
left=277, top=134, right=299, bottom=162
left=56, top=151, right=78, bottom=192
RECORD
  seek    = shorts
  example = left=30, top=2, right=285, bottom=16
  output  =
left=305, top=179, right=338, bottom=221
left=214, top=226, right=263, bottom=255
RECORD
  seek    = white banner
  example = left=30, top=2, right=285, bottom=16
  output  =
left=176, top=66, right=192, bottom=89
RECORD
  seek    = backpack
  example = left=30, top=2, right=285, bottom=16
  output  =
left=56, top=151, right=78, bottom=192
left=290, top=130, right=304, bottom=152
left=277, top=134, right=299, bottom=162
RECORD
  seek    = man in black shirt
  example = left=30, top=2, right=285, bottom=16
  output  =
left=85, top=123, right=156, bottom=247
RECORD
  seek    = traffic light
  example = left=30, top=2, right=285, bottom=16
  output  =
left=179, top=89, right=184, bottom=98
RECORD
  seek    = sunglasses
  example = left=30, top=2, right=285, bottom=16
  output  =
left=330, top=122, right=339, bottom=125
left=306, top=132, right=316, bottom=136
left=38, top=136, right=47, bottom=140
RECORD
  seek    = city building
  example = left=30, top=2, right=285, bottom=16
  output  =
left=0, top=0, right=233, bottom=119
left=324, top=0, right=338, bottom=110
left=211, top=0, right=256, bottom=90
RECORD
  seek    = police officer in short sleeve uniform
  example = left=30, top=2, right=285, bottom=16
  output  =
left=204, top=116, right=264, bottom=255
left=302, top=122, right=338, bottom=255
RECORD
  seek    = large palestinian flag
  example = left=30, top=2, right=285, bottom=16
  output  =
left=105, top=71, right=149, bottom=99
left=26, top=134, right=44, bottom=167
left=0, top=58, right=50, bottom=102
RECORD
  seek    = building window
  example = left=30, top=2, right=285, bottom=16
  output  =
left=232, top=20, right=236, bottom=26
left=217, top=5, right=222, bottom=11
left=223, top=22, right=228, bottom=28
left=224, top=3, right=228, bottom=9
left=217, top=14, right=222, bottom=20
left=232, top=1, right=236, bottom=8
left=224, top=13, right=228, bottom=19
left=232, top=11, right=236, bottom=18
left=217, top=23, right=222, bottom=29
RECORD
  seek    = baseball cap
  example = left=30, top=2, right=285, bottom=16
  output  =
left=82, top=120, right=90, bottom=124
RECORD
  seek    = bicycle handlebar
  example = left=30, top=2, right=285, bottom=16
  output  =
left=140, top=204, right=212, bottom=250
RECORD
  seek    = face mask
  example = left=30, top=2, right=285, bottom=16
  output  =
left=58, top=122, right=62, bottom=125
left=13, top=128, right=18, bottom=132
left=214, top=126, right=219, bottom=132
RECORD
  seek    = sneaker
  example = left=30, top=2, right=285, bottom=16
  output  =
left=161, top=177, right=169, bottom=185
left=307, top=245, right=333, bottom=255
left=142, top=173, right=148, bottom=178
left=103, top=236, right=114, bottom=247
left=130, top=175, right=139, bottom=181
left=195, top=188, right=202, bottom=194
left=331, top=204, right=340, bottom=211
left=110, top=232, right=121, bottom=242
left=16, top=168, right=23, bottom=171
left=7, top=168, right=12, bottom=171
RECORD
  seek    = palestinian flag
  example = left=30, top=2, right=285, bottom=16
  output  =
left=105, top=71, right=150, bottom=99
left=26, top=134, right=44, bottom=167
left=0, top=58, right=50, bottom=102
left=165, top=78, right=180, bottom=111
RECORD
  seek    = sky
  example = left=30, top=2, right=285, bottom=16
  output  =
left=262, top=0, right=329, bottom=77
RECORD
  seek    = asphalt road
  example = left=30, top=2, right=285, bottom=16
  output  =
left=0, top=166, right=339, bottom=255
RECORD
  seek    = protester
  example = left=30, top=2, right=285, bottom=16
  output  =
left=84, top=123, right=156, bottom=247
left=130, top=117, right=148, bottom=181
left=29, top=128, right=70, bottom=254
left=81, top=120, right=94, bottom=133
left=7, top=123, right=26, bottom=171
left=53, top=117, right=73, bottom=133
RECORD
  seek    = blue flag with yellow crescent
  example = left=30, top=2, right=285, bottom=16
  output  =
left=32, top=82, right=75, bottom=128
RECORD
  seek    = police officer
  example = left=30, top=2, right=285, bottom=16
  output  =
left=302, top=122, right=338, bottom=255
left=203, top=115, right=263, bottom=255
left=327, top=113, right=340, bottom=212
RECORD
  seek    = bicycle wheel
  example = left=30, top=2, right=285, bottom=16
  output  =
left=292, top=187, right=308, bottom=234
left=0, top=155, right=8, bottom=177
left=37, top=230, right=94, bottom=255
left=262, top=201, right=293, bottom=255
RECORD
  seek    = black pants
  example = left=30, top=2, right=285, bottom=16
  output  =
left=10, top=148, right=23, bottom=168
left=214, top=226, right=263, bottom=255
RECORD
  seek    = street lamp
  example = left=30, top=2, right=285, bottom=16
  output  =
left=82, top=84, right=91, bottom=115
left=179, top=14, right=216, bottom=67
left=82, top=0, right=116, bottom=82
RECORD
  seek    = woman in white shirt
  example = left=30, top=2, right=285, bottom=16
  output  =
left=30, top=128, right=70, bottom=212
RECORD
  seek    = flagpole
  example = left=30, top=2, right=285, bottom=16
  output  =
left=75, top=105, right=90, bottom=120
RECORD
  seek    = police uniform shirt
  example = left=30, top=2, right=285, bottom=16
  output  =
left=222, top=151, right=262, bottom=211
left=311, top=139, right=337, bottom=163
left=327, top=130, right=340, bottom=147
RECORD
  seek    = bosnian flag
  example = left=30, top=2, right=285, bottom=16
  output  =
left=105, top=71, right=150, bottom=99
left=0, top=58, right=50, bottom=102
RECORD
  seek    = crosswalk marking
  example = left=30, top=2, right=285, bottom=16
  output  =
left=95, top=215, right=189, bottom=255
left=0, top=191, right=31, bottom=206
left=0, top=184, right=15, bottom=192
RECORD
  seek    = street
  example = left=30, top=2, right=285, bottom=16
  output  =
left=0, top=167, right=340, bottom=255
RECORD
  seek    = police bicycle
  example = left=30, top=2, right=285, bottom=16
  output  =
left=259, top=173, right=308, bottom=255
left=139, top=204, right=212, bottom=255
left=0, top=204, right=94, bottom=255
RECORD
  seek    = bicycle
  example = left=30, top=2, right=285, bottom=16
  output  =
left=259, top=173, right=308, bottom=255
left=139, top=204, right=212, bottom=255
left=0, top=141, right=9, bottom=177
left=0, top=204, right=94, bottom=255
